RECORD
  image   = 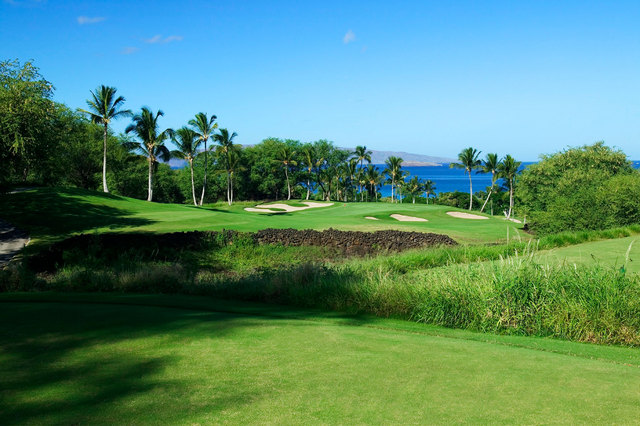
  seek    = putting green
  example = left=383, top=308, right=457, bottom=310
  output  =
left=1, top=294, right=639, bottom=424
left=0, top=187, right=523, bottom=244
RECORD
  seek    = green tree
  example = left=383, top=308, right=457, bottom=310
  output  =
left=0, top=59, right=55, bottom=187
left=125, top=107, right=174, bottom=202
left=213, top=128, right=238, bottom=205
left=384, top=156, right=403, bottom=203
left=423, top=179, right=436, bottom=204
left=301, top=145, right=323, bottom=200
left=365, top=164, right=382, bottom=201
left=497, top=154, right=521, bottom=219
left=450, top=147, right=482, bottom=210
left=353, top=145, right=372, bottom=198
left=478, top=153, right=500, bottom=213
left=79, top=85, right=131, bottom=193
left=189, top=112, right=217, bottom=206
left=171, top=127, right=201, bottom=206
left=273, top=146, right=297, bottom=200
left=406, top=175, right=423, bottom=204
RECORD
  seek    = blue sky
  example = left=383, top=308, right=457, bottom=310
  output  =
left=2, top=0, right=640, bottom=160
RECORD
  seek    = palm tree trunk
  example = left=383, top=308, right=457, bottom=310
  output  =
left=412, top=196, right=415, bottom=204
left=147, top=157, right=153, bottom=202
left=468, top=171, right=473, bottom=210
left=285, top=167, right=291, bottom=200
left=508, top=179, right=514, bottom=219
left=102, top=123, right=109, bottom=193
left=480, top=174, right=496, bottom=213
left=306, top=178, right=311, bottom=200
left=199, top=140, right=207, bottom=206
left=228, top=172, right=232, bottom=206
left=391, top=179, right=395, bottom=203
left=480, top=188, right=493, bottom=213
left=189, top=159, right=197, bottom=206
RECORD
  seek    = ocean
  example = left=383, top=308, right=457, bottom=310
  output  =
left=376, top=162, right=535, bottom=196
left=170, top=160, right=640, bottom=197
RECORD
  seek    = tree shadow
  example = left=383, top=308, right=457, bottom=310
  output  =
left=0, top=301, right=271, bottom=424
left=0, top=188, right=153, bottom=243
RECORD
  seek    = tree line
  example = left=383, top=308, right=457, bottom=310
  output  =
left=1, top=59, right=516, bottom=213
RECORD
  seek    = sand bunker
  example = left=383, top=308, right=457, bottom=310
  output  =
left=364, top=216, right=379, bottom=220
left=245, top=201, right=334, bottom=213
left=506, top=218, right=522, bottom=224
left=446, top=211, right=489, bottom=220
left=390, top=214, right=428, bottom=222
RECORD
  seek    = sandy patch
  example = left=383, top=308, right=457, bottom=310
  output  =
left=507, top=218, right=522, bottom=224
left=244, top=207, right=284, bottom=213
left=364, top=216, right=379, bottom=220
left=245, top=201, right=334, bottom=213
left=446, top=211, right=489, bottom=220
left=390, top=214, right=428, bottom=222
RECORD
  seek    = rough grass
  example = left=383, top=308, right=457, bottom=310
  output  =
left=1, top=295, right=640, bottom=424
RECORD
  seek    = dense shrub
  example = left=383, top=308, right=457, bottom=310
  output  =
left=518, top=142, right=638, bottom=234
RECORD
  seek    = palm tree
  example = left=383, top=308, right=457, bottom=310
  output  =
left=125, top=107, right=173, bottom=202
left=216, top=144, right=243, bottom=205
left=273, top=146, right=297, bottom=200
left=189, top=112, right=217, bottom=206
left=171, top=127, right=201, bottom=206
left=396, top=170, right=410, bottom=203
left=343, top=158, right=358, bottom=202
left=450, top=147, right=482, bottom=210
left=498, top=154, right=521, bottom=219
left=213, top=128, right=238, bottom=206
left=384, top=156, right=403, bottom=203
left=79, top=85, right=131, bottom=193
left=423, top=179, right=436, bottom=204
left=478, top=153, right=500, bottom=213
left=365, top=164, right=382, bottom=201
left=301, top=146, right=323, bottom=200
left=353, top=145, right=372, bottom=197
left=407, top=176, right=423, bottom=204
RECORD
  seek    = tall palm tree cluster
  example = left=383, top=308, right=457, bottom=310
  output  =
left=450, top=147, right=522, bottom=218
left=81, top=85, right=237, bottom=205
left=81, top=85, right=521, bottom=213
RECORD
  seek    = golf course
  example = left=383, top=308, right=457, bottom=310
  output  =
left=3, top=187, right=640, bottom=423
left=4, top=3, right=640, bottom=421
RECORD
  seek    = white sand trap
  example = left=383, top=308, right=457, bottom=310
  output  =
left=447, top=211, right=489, bottom=220
left=364, top=216, right=379, bottom=220
left=390, top=214, right=428, bottom=222
left=507, top=218, right=522, bottom=224
left=244, top=207, right=284, bottom=213
left=245, top=201, right=334, bottom=213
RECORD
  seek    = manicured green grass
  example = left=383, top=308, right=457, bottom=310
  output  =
left=536, top=235, right=640, bottom=273
left=1, top=293, right=640, bottom=424
left=0, top=187, right=522, bottom=244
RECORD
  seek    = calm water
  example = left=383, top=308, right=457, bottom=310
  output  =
left=376, top=162, right=535, bottom=197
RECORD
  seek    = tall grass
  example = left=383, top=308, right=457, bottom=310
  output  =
left=3, top=225, right=640, bottom=345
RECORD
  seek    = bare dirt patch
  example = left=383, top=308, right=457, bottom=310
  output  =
left=446, top=212, right=489, bottom=220
left=390, top=214, right=428, bottom=222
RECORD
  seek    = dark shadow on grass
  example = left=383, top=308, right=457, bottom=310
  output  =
left=0, top=187, right=153, bottom=243
left=0, top=302, right=270, bottom=424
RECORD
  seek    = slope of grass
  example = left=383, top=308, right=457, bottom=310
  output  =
left=0, top=187, right=522, bottom=244
left=536, top=235, right=640, bottom=273
left=1, top=294, right=640, bottom=424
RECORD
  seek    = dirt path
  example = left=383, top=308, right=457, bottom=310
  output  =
left=0, top=220, right=29, bottom=267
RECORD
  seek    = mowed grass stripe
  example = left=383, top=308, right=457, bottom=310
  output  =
left=1, top=296, right=639, bottom=424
